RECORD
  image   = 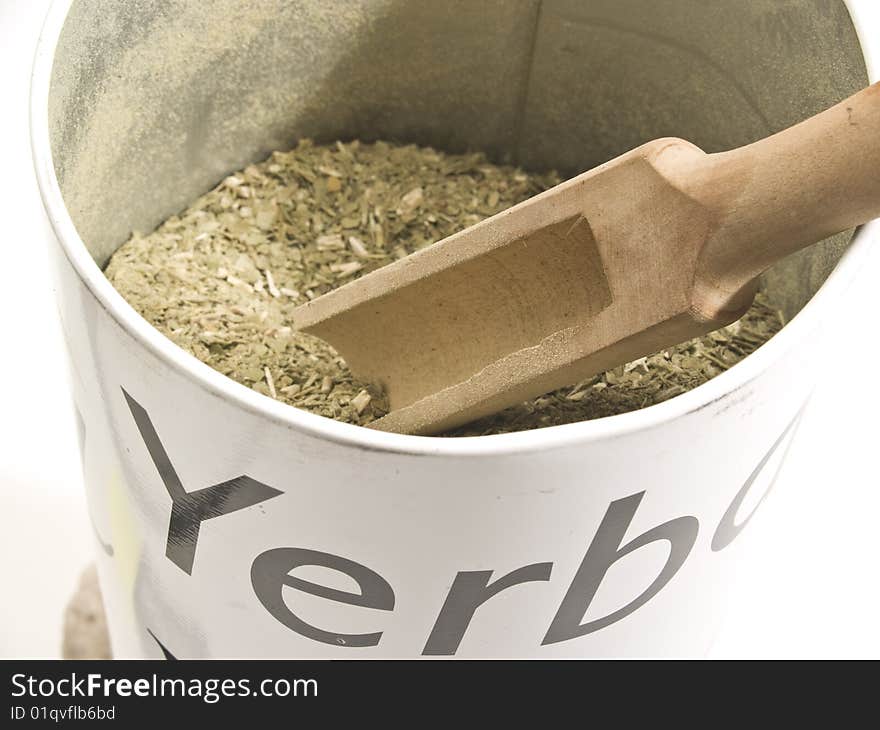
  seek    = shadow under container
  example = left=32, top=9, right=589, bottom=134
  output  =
left=32, top=0, right=877, bottom=657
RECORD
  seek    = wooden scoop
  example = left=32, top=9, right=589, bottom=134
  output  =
left=294, top=82, right=880, bottom=435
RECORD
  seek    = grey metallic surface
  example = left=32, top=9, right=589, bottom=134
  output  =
left=49, top=0, right=866, bottom=318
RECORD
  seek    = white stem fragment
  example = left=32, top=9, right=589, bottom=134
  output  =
left=265, top=269, right=281, bottom=298
left=351, top=389, right=372, bottom=414
left=264, top=367, right=277, bottom=399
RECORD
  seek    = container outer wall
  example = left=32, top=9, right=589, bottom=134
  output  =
left=50, top=237, right=820, bottom=658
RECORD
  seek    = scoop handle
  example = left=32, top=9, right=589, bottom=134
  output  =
left=690, top=81, right=880, bottom=307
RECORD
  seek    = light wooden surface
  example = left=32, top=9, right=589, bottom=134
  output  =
left=297, top=81, right=880, bottom=435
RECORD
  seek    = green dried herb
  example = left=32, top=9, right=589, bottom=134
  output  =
left=105, top=139, right=784, bottom=436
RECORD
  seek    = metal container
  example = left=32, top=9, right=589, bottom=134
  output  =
left=32, top=0, right=878, bottom=657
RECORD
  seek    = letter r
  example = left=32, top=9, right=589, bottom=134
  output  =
left=423, top=563, right=553, bottom=655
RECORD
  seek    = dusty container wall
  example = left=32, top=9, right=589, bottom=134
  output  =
left=34, top=0, right=872, bottom=657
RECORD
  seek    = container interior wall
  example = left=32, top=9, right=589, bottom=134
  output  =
left=49, top=0, right=867, bottom=322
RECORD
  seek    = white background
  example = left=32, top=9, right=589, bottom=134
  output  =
left=0, top=0, right=877, bottom=658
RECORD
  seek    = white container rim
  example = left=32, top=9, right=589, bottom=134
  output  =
left=30, top=0, right=879, bottom=458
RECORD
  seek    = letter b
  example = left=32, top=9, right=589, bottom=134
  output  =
left=543, top=491, right=698, bottom=645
